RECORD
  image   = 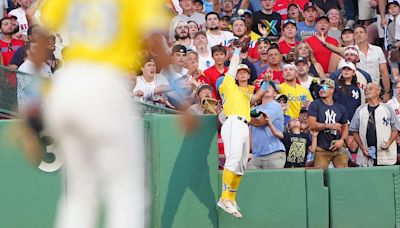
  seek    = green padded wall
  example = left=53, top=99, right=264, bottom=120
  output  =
left=306, top=169, right=329, bottom=228
left=144, top=114, right=219, bottom=228
left=218, top=169, right=308, bottom=228
left=0, top=120, right=62, bottom=228
left=328, top=167, right=399, bottom=228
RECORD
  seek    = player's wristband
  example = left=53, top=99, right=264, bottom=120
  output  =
left=260, top=81, right=269, bottom=92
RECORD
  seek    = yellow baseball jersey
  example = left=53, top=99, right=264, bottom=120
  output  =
left=238, top=85, right=255, bottom=101
left=40, top=0, right=168, bottom=71
left=219, top=75, right=251, bottom=121
left=280, top=82, right=313, bottom=118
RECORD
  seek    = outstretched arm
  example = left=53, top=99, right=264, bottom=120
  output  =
left=226, top=47, right=242, bottom=79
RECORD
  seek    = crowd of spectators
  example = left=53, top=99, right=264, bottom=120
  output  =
left=4, top=0, right=400, bottom=169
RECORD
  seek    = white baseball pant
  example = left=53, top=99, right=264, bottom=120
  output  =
left=44, top=62, right=145, bottom=228
left=220, top=115, right=250, bottom=175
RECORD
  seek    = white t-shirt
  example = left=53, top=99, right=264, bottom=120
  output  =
left=0, top=0, right=8, bottom=20
left=17, top=59, right=52, bottom=111
left=198, top=53, right=214, bottom=71
left=206, top=30, right=234, bottom=48
left=395, top=14, right=400, bottom=41
left=298, top=75, right=315, bottom=90
left=132, top=74, right=170, bottom=102
left=9, top=7, right=29, bottom=36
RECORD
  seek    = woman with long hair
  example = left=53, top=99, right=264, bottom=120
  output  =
left=327, top=8, right=344, bottom=42
left=294, top=41, right=325, bottom=78
left=334, top=62, right=361, bottom=153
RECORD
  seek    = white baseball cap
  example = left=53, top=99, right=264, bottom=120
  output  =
left=237, top=64, right=251, bottom=73
left=339, top=61, right=356, bottom=71
left=344, top=46, right=359, bottom=57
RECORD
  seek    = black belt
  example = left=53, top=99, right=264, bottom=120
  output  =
left=228, top=116, right=248, bottom=125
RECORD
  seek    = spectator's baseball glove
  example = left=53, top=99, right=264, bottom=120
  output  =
left=201, top=97, right=219, bottom=114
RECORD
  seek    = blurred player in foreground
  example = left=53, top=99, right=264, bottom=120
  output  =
left=39, top=0, right=168, bottom=227
left=216, top=41, right=272, bottom=218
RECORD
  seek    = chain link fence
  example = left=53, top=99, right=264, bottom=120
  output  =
left=0, top=65, right=178, bottom=118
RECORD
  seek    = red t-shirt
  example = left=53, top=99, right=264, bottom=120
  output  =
left=273, top=0, right=309, bottom=20
left=247, top=40, right=259, bottom=61
left=278, top=40, right=299, bottom=55
left=305, top=35, right=338, bottom=73
left=203, top=65, right=228, bottom=100
left=0, top=39, right=25, bottom=66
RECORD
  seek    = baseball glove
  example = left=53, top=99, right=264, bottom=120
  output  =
left=201, top=97, right=219, bottom=114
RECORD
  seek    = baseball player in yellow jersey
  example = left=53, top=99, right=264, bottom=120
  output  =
left=39, top=1, right=168, bottom=228
left=215, top=46, right=272, bottom=218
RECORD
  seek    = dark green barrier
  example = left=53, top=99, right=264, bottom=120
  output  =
left=218, top=169, right=308, bottom=228
left=306, top=169, right=329, bottom=228
left=0, top=120, right=62, bottom=228
left=145, top=114, right=219, bottom=228
left=328, top=166, right=400, bottom=228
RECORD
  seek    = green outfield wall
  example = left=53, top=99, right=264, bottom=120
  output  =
left=0, top=116, right=400, bottom=228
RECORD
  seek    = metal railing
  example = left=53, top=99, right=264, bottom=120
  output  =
left=0, top=65, right=178, bottom=118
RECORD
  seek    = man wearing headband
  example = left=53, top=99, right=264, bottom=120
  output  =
left=308, top=78, right=350, bottom=170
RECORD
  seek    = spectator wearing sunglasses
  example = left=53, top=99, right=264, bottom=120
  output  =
left=308, top=78, right=349, bottom=169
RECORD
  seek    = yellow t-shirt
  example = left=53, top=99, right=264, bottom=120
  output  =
left=40, top=0, right=168, bottom=71
left=219, top=76, right=251, bottom=121
left=280, top=82, right=313, bottom=118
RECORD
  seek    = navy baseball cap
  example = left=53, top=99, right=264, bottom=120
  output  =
left=316, top=15, right=330, bottom=23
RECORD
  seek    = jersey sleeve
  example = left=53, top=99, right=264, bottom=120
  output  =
left=40, top=0, right=70, bottom=32
left=133, top=0, right=170, bottom=35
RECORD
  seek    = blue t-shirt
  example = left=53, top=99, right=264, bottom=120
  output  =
left=308, top=99, right=348, bottom=150
left=251, top=101, right=286, bottom=156
left=203, top=0, right=214, bottom=14
left=296, top=22, right=317, bottom=41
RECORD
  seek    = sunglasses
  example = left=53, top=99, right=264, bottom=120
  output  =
left=321, top=85, right=330, bottom=91
left=283, top=19, right=296, bottom=25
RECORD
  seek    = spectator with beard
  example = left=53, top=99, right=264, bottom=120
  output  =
left=171, top=21, right=194, bottom=49
left=279, top=63, right=313, bottom=118
left=193, top=31, right=214, bottom=71
left=305, top=15, right=339, bottom=74
left=252, top=0, right=282, bottom=41
left=308, top=78, right=349, bottom=169
left=295, top=56, right=320, bottom=99
left=205, top=12, right=234, bottom=47
left=204, top=45, right=228, bottom=100
left=8, top=0, right=31, bottom=37
left=188, top=21, right=200, bottom=39
left=0, top=16, right=24, bottom=66
left=168, top=0, right=206, bottom=43
left=9, top=25, right=56, bottom=72
left=253, top=37, right=271, bottom=76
